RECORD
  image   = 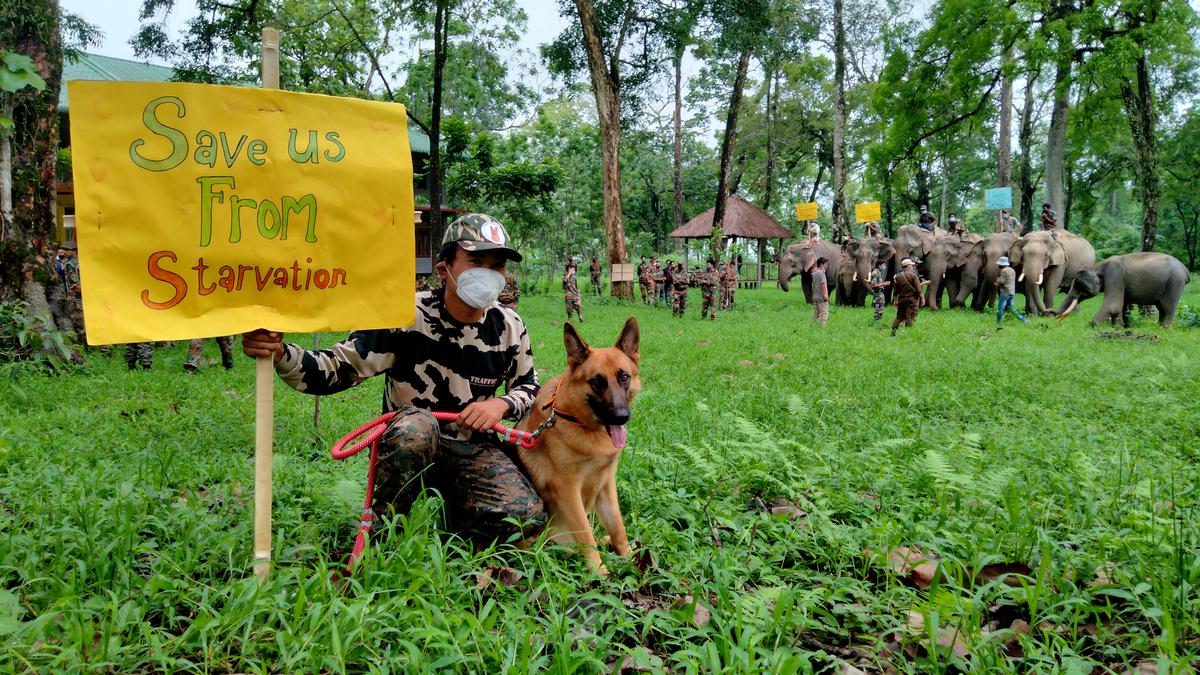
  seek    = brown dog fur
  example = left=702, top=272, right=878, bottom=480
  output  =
left=517, top=317, right=641, bottom=573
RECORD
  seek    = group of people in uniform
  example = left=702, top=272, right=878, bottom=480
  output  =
left=36, top=239, right=236, bottom=372
left=631, top=255, right=739, bottom=320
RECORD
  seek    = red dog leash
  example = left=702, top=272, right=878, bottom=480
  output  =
left=329, top=410, right=538, bottom=569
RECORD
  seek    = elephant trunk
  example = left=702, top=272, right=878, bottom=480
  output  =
left=778, top=259, right=792, bottom=292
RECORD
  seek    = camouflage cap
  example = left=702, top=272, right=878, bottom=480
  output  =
left=442, top=213, right=521, bottom=262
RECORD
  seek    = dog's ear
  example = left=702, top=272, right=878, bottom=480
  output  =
left=563, top=322, right=590, bottom=369
left=614, top=317, right=639, bottom=362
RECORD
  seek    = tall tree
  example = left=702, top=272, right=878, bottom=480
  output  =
left=831, top=0, right=847, bottom=241
left=997, top=47, right=1013, bottom=187
left=544, top=0, right=663, bottom=298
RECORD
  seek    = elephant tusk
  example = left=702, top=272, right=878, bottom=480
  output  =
left=1056, top=298, right=1079, bottom=320
left=1018, top=272, right=1025, bottom=283
left=1036, top=273, right=1043, bottom=286
left=853, top=272, right=858, bottom=282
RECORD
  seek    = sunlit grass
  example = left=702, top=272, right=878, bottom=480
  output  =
left=1, top=284, right=1197, bottom=671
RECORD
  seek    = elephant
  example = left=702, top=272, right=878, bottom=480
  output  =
left=836, top=236, right=897, bottom=306
left=924, top=233, right=982, bottom=310
left=892, top=225, right=944, bottom=270
left=956, top=233, right=1016, bottom=311
left=778, top=240, right=842, bottom=304
left=1007, top=230, right=1095, bottom=317
left=1056, top=252, right=1191, bottom=327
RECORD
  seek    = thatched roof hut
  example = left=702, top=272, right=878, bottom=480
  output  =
left=669, top=195, right=795, bottom=239
left=669, top=195, right=794, bottom=285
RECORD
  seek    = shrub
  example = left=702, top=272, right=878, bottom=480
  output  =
left=0, top=300, right=78, bottom=371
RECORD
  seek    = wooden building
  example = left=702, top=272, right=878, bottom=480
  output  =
left=669, top=195, right=796, bottom=287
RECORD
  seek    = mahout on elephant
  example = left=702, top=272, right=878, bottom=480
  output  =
left=1056, top=252, right=1190, bottom=327
left=1007, top=230, right=1095, bottom=317
left=779, top=240, right=843, bottom=304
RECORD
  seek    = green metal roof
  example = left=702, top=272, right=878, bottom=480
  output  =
left=58, top=53, right=175, bottom=111
left=58, top=52, right=430, bottom=154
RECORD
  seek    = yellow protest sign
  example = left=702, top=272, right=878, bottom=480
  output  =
left=795, top=202, right=818, bottom=221
left=68, top=81, right=414, bottom=345
left=855, top=201, right=881, bottom=223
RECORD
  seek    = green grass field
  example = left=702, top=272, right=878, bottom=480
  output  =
left=2, top=285, right=1198, bottom=673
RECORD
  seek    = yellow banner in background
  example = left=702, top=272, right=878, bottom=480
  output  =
left=855, top=201, right=881, bottom=223
left=69, top=81, right=415, bottom=345
left=794, top=202, right=818, bottom=221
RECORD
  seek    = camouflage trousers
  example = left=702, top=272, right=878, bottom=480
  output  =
left=872, top=292, right=886, bottom=321
left=564, top=296, right=582, bottom=319
left=672, top=287, right=688, bottom=317
left=701, top=288, right=718, bottom=319
left=639, top=281, right=651, bottom=304
left=185, top=336, right=235, bottom=371
left=124, top=342, right=154, bottom=369
left=591, top=274, right=602, bottom=295
left=372, top=406, right=545, bottom=544
left=719, top=286, right=734, bottom=310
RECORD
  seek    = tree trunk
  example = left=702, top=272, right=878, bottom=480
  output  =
left=831, top=0, right=847, bottom=242
left=574, top=0, right=632, bottom=298
left=428, top=0, right=449, bottom=241
left=1064, top=162, right=1073, bottom=232
left=1120, top=51, right=1159, bottom=252
left=3, top=0, right=62, bottom=301
left=672, top=48, right=684, bottom=238
left=713, top=47, right=751, bottom=232
left=762, top=67, right=777, bottom=212
left=1017, top=69, right=1037, bottom=229
left=884, top=168, right=894, bottom=237
left=1, top=98, right=12, bottom=240
left=1045, top=58, right=1070, bottom=221
left=997, top=47, right=1013, bottom=187
left=808, top=162, right=824, bottom=204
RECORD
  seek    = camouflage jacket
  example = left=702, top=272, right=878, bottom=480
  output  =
left=275, top=289, right=538, bottom=440
left=698, top=269, right=719, bottom=290
left=562, top=270, right=580, bottom=299
left=498, top=272, right=519, bottom=305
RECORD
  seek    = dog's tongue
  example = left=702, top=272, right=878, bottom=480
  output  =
left=607, top=424, right=627, bottom=449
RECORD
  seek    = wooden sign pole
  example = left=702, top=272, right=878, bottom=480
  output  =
left=253, top=26, right=281, bottom=583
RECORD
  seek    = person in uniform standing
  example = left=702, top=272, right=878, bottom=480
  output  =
left=868, top=258, right=891, bottom=322
left=699, top=259, right=719, bottom=320
left=891, top=258, right=925, bottom=335
left=655, top=258, right=669, bottom=307
left=563, top=258, right=584, bottom=323
left=185, top=336, right=236, bottom=372
left=994, top=256, right=1028, bottom=326
left=636, top=256, right=650, bottom=304
left=589, top=255, right=603, bottom=296
left=124, top=343, right=154, bottom=370
left=498, top=270, right=520, bottom=310
left=811, top=257, right=830, bottom=327
left=719, top=261, right=737, bottom=310
left=670, top=262, right=689, bottom=318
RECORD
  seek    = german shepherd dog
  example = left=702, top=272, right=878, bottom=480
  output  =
left=517, top=317, right=640, bottom=573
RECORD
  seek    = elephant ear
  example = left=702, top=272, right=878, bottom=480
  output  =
left=878, top=241, right=896, bottom=263
left=1008, top=239, right=1025, bottom=265
left=847, top=239, right=860, bottom=255
left=1049, top=240, right=1067, bottom=266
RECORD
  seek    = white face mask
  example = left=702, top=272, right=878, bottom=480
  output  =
left=451, top=267, right=505, bottom=309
